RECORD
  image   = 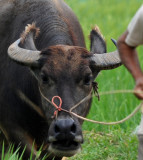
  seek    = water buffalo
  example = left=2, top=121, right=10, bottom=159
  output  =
left=0, top=0, right=121, bottom=159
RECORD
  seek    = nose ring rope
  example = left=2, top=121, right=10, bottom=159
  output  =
left=39, top=87, right=92, bottom=118
left=51, top=96, right=62, bottom=118
left=39, top=88, right=143, bottom=125
left=18, top=87, right=143, bottom=125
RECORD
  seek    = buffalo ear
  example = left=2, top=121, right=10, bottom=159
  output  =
left=19, top=23, right=40, bottom=51
left=89, top=26, right=122, bottom=79
left=90, top=26, right=106, bottom=54
left=19, top=32, right=37, bottom=51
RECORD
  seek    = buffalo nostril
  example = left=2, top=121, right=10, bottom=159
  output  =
left=55, top=124, right=60, bottom=133
left=71, top=123, right=76, bottom=134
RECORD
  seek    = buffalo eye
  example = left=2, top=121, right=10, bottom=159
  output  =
left=84, top=74, right=93, bottom=85
left=40, top=73, right=49, bottom=84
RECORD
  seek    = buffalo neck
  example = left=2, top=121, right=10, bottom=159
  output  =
left=12, top=0, right=86, bottom=50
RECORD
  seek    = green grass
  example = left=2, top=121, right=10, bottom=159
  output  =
left=1, top=144, right=25, bottom=160
left=69, top=130, right=138, bottom=160
left=1, top=0, right=143, bottom=159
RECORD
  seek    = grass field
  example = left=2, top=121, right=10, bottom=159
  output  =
left=1, top=0, right=143, bottom=159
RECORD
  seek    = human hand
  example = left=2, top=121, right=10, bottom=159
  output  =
left=134, top=77, right=143, bottom=99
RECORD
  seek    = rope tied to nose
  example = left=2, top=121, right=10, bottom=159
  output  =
left=52, top=96, right=62, bottom=118
left=18, top=88, right=143, bottom=125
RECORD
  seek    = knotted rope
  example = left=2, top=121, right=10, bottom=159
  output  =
left=52, top=96, right=62, bottom=118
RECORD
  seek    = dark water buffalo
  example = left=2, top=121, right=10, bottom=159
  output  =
left=0, top=0, right=121, bottom=159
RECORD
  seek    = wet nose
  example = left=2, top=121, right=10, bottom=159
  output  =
left=54, top=118, right=76, bottom=141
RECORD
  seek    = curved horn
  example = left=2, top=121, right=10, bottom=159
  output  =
left=90, top=50, right=122, bottom=70
left=8, top=38, right=41, bottom=66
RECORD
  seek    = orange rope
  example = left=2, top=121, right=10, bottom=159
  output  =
left=52, top=96, right=62, bottom=117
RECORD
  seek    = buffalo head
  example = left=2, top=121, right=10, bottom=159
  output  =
left=8, top=24, right=121, bottom=158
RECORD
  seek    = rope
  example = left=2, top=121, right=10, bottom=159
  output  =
left=17, top=90, right=45, bottom=118
left=67, top=101, right=143, bottom=125
left=18, top=88, right=143, bottom=125
left=47, top=90, right=143, bottom=125
left=52, top=96, right=62, bottom=118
